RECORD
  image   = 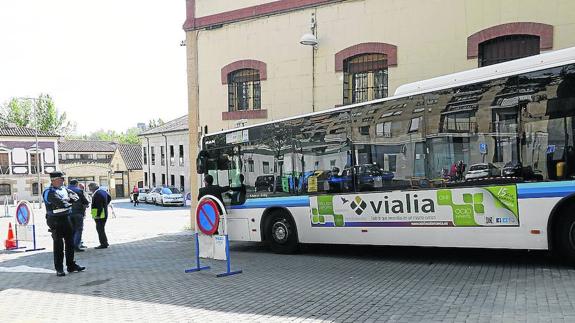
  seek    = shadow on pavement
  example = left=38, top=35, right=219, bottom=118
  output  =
left=0, top=233, right=572, bottom=321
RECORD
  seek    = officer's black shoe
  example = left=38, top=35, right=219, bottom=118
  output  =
left=56, top=271, right=66, bottom=277
left=94, top=245, right=108, bottom=249
left=67, top=264, right=86, bottom=273
left=74, top=248, right=85, bottom=252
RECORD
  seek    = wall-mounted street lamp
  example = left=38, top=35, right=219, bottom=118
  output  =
left=300, top=13, right=318, bottom=112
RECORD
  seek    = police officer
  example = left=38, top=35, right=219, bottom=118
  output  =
left=67, top=179, right=90, bottom=252
left=43, top=171, right=86, bottom=277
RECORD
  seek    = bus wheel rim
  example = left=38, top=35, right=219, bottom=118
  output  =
left=272, top=221, right=288, bottom=243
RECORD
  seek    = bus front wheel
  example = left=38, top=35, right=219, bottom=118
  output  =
left=267, top=211, right=298, bottom=254
left=555, top=202, right=575, bottom=264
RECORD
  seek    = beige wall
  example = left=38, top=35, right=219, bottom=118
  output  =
left=61, top=163, right=110, bottom=183
left=108, top=150, right=142, bottom=199
left=190, top=0, right=575, bottom=133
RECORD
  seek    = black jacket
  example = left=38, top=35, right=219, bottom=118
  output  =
left=198, top=184, right=230, bottom=204
left=68, top=185, right=90, bottom=214
left=92, top=189, right=112, bottom=219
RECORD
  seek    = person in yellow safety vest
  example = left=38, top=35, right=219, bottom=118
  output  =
left=88, top=183, right=112, bottom=249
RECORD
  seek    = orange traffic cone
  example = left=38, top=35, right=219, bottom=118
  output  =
left=4, top=222, right=17, bottom=250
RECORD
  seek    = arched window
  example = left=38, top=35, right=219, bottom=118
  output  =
left=228, top=69, right=261, bottom=112
left=343, top=54, right=388, bottom=104
left=478, top=35, right=540, bottom=67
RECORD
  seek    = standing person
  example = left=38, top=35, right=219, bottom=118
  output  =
left=43, top=171, right=86, bottom=277
left=89, top=183, right=112, bottom=249
left=198, top=174, right=230, bottom=206
left=67, top=179, right=90, bottom=252
left=132, top=185, right=139, bottom=206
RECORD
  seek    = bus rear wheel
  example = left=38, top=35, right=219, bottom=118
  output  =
left=555, top=203, right=575, bottom=264
left=267, top=211, right=298, bottom=254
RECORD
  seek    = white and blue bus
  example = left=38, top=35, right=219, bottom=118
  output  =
left=197, top=47, right=575, bottom=261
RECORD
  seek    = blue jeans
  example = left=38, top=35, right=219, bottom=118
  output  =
left=70, top=213, right=84, bottom=249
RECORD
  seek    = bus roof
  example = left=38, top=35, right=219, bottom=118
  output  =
left=394, top=46, right=575, bottom=96
left=205, top=46, right=575, bottom=138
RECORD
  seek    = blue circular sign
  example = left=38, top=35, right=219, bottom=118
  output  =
left=196, top=199, right=220, bottom=235
left=16, top=202, right=30, bottom=225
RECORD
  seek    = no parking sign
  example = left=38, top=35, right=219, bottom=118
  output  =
left=16, top=202, right=31, bottom=225
left=196, top=199, right=220, bottom=236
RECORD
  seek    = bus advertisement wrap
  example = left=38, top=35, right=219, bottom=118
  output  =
left=310, top=185, right=519, bottom=227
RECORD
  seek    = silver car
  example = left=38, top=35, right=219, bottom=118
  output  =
left=147, top=186, right=184, bottom=206
left=465, top=163, right=500, bottom=180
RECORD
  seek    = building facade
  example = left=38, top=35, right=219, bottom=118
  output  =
left=109, top=144, right=144, bottom=198
left=139, top=115, right=191, bottom=194
left=0, top=125, right=59, bottom=202
left=183, top=0, right=575, bottom=204
left=58, top=140, right=116, bottom=188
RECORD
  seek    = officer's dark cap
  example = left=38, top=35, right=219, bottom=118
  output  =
left=49, top=171, right=65, bottom=179
left=69, top=179, right=78, bottom=185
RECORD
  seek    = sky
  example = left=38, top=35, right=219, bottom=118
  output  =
left=0, top=0, right=188, bottom=134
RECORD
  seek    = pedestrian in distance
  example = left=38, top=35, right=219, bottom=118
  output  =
left=43, top=171, right=86, bottom=277
left=67, top=179, right=90, bottom=252
left=132, top=185, right=139, bottom=207
left=89, top=182, right=112, bottom=249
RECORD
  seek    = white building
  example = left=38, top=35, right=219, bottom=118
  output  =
left=139, top=115, right=190, bottom=194
left=0, top=125, right=60, bottom=202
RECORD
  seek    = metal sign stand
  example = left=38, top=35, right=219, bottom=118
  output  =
left=14, top=201, right=44, bottom=252
left=185, top=195, right=242, bottom=277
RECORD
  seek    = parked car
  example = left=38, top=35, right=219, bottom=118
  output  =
left=333, top=164, right=394, bottom=191
left=147, top=186, right=184, bottom=206
left=130, top=188, right=149, bottom=203
left=465, top=163, right=500, bottom=180
left=255, top=175, right=283, bottom=192
left=146, top=187, right=160, bottom=204
left=501, top=161, right=544, bottom=181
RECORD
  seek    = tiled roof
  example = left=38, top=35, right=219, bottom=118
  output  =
left=0, top=126, right=59, bottom=137
left=139, top=115, right=188, bottom=136
left=117, top=144, right=142, bottom=170
left=59, top=140, right=117, bottom=152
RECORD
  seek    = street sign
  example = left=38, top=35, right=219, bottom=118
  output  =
left=479, top=143, right=488, bottom=155
left=15, top=201, right=30, bottom=225
left=196, top=199, right=220, bottom=235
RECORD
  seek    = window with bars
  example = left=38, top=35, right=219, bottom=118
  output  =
left=478, top=35, right=540, bottom=67
left=343, top=54, right=388, bottom=104
left=228, top=69, right=261, bottom=112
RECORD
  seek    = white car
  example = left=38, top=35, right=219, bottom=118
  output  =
left=147, top=187, right=184, bottom=206
left=130, top=188, right=149, bottom=202
left=465, top=163, right=500, bottom=180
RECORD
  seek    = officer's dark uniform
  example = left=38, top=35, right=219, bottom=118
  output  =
left=43, top=171, right=85, bottom=276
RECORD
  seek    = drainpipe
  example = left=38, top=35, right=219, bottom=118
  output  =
left=162, top=134, right=169, bottom=186
left=145, top=136, right=151, bottom=187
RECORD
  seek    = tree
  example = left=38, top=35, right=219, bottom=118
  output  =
left=147, top=118, right=165, bottom=129
left=0, top=94, right=75, bottom=135
left=69, top=127, right=142, bottom=144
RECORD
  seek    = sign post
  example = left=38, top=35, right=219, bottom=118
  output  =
left=185, top=195, right=242, bottom=277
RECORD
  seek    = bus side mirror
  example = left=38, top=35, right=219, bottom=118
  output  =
left=197, top=150, right=209, bottom=174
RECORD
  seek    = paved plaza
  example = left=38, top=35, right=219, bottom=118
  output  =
left=2, top=201, right=575, bottom=322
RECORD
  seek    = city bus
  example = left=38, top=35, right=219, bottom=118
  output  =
left=197, top=46, right=575, bottom=261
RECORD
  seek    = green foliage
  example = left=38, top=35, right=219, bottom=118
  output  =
left=0, top=94, right=75, bottom=135
left=147, top=118, right=165, bottom=129
left=66, top=127, right=142, bottom=144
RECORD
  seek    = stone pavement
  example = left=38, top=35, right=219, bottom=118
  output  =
left=2, top=200, right=575, bottom=322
